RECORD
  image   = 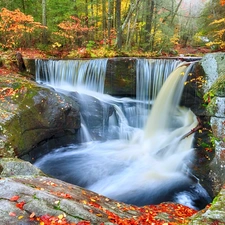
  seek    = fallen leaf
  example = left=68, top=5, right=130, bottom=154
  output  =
left=58, top=214, right=64, bottom=220
left=9, top=212, right=16, bottom=217
left=16, top=201, right=25, bottom=210
left=18, top=215, right=24, bottom=220
left=10, top=195, right=20, bottom=201
left=29, top=212, right=35, bottom=218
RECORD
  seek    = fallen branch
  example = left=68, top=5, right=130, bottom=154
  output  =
left=181, top=117, right=203, bottom=140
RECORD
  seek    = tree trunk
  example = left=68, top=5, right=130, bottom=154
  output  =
left=85, top=0, right=89, bottom=27
left=21, top=0, right=26, bottom=12
left=107, top=0, right=113, bottom=47
left=144, top=0, right=155, bottom=51
left=116, top=0, right=122, bottom=49
left=102, top=0, right=107, bottom=38
left=170, top=0, right=183, bottom=24
left=42, top=0, right=47, bottom=44
left=121, top=0, right=141, bottom=31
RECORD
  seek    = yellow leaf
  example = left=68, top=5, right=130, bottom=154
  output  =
left=18, top=215, right=24, bottom=220
left=58, top=214, right=64, bottom=219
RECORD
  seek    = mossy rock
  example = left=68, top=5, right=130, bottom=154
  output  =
left=0, top=74, right=80, bottom=158
left=0, top=158, right=45, bottom=177
left=210, top=74, right=225, bottom=97
left=189, top=187, right=225, bottom=224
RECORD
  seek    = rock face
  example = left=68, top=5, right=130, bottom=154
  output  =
left=189, top=186, right=225, bottom=225
left=70, top=92, right=114, bottom=141
left=0, top=74, right=81, bottom=159
left=105, top=58, right=136, bottom=97
left=200, top=53, right=225, bottom=196
left=0, top=158, right=114, bottom=224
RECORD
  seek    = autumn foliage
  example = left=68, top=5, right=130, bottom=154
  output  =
left=9, top=193, right=198, bottom=225
left=0, top=8, right=46, bottom=49
left=54, top=16, right=95, bottom=48
left=220, top=0, right=225, bottom=6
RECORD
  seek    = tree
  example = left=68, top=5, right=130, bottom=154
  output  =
left=0, top=8, right=45, bottom=49
left=116, top=0, right=122, bottom=49
left=42, top=0, right=47, bottom=44
left=144, top=0, right=155, bottom=51
left=54, top=16, right=95, bottom=48
left=196, top=0, right=225, bottom=50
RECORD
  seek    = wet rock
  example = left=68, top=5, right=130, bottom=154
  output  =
left=0, top=74, right=80, bottom=158
left=70, top=92, right=114, bottom=140
left=189, top=186, right=225, bottom=224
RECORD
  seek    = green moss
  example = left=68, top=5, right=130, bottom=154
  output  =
left=210, top=74, right=225, bottom=97
left=206, top=97, right=218, bottom=116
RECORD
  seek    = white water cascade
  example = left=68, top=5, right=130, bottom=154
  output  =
left=35, top=59, right=108, bottom=93
left=34, top=59, right=211, bottom=210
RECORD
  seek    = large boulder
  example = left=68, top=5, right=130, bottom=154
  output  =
left=0, top=74, right=80, bottom=158
left=188, top=186, right=225, bottom=225
left=200, top=53, right=225, bottom=195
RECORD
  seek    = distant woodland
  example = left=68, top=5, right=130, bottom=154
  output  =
left=0, top=0, right=224, bottom=57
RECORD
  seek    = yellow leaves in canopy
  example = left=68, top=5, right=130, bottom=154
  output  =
left=208, top=17, right=225, bottom=50
left=210, top=18, right=225, bottom=25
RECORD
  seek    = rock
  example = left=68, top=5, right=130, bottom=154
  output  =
left=200, top=52, right=225, bottom=92
left=188, top=186, right=225, bottom=224
left=0, top=74, right=81, bottom=158
left=0, top=158, right=44, bottom=177
left=200, top=54, right=225, bottom=195
left=0, top=158, right=138, bottom=225
left=70, top=92, right=114, bottom=140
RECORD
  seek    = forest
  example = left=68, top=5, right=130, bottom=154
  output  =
left=0, top=0, right=225, bottom=58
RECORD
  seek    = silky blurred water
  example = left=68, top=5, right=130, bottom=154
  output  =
left=34, top=60, right=211, bottom=210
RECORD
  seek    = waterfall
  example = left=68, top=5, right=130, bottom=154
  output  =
left=35, top=59, right=108, bottom=93
left=34, top=59, right=211, bottom=210
left=135, top=58, right=181, bottom=127
left=136, top=58, right=181, bottom=102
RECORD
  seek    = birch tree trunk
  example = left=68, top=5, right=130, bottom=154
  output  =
left=42, top=0, right=47, bottom=44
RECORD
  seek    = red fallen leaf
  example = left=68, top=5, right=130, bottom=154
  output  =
left=60, top=193, right=72, bottom=199
left=40, top=214, right=52, bottom=222
left=88, top=201, right=101, bottom=209
left=10, top=195, right=20, bottom=201
left=77, top=222, right=91, bottom=225
left=16, top=201, right=25, bottom=210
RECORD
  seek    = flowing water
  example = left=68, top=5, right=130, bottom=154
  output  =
left=34, top=59, right=211, bottom=210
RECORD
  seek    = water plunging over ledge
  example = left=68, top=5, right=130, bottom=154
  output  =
left=34, top=58, right=211, bottom=210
